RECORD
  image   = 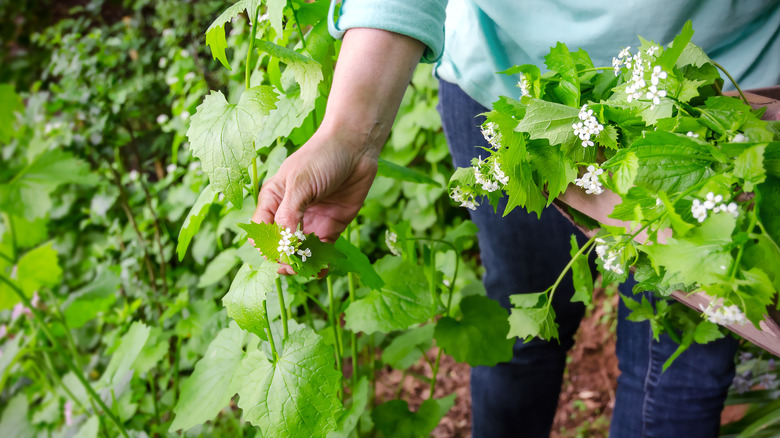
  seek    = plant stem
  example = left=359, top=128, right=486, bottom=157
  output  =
left=347, top=224, right=359, bottom=388
left=148, top=373, right=160, bottom=425
left=252, top=154, right=259, bottom=206
left=263, top=300, right=279, bottom=361
left=276, top=277, right=289, bottom=340
left=327, top=276, right=343, bottom=393
left=711, top=60, right=749, bottom=105
left=429, top=348, right=443, bottom=399
left=0, top=274, right=130, bottom=438
left=173, top=336, right=182, bottom=400
left=246, top=6, right=260, bottom=90
left=287, top=0, right=307, bottom=48
left=546, top=235, right=597, bottom=309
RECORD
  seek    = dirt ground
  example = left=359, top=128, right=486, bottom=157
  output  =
left=375, top=287, right=621, bottom=437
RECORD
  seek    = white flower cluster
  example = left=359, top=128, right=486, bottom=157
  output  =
left=613, top=45, right=668, bottom=108
left=473, top=156, right=509, bottom=193
left=518, top=74, right=531, bottom=97
left=574, top=165, right=604, bottom=195
left=595, top=238, right=624, bottom=275
left=572, top=105, right=603, bottom=148
left=691, top=192, right=738, bottom=223
left=450, top=186, right=478, bottom=210
left=277, top=228, right=311, bottom=261
left=699, top=300, right=747, bottom=326
left=385, top=230, right=401, bottom=256
left=481, top=122, right=502, bottom=150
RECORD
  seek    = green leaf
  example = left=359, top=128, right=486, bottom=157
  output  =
left=16, top=243, right=61, bottom=296
left=544, top=42, right=580, bottom=107
left=0, top=84, right=23, bottom=144
left=0, top=149, right=97, bottom=219
left=758, top=176, right=780, bottom=245
left=676, top=42, right=713, bottom=69
left=177, top=185, right=217, bottom=261
left=0, top=394, right=32, bottom=438
left=377, top=158, right=441, bottom=186
left=236, top=325, right=342, bottom=437
left=2, top=215, right=47, bottom=250
left=327, top=377, right=370, bottom=438
left=628, top=131, right=714, bottom=195
left=204, top=0, right=258, bottom=70
left=330, top=237, right=385, bottom=290
left=515, top=98, right=580, bottom=151
left=187, top=86, right=278, bottom=208
left=255, top=89, right=311, bottom=149
left=239, top=221, right=343, bottom=278
left=63, top=268, right=120, bottom=328
left=197, top=248, right=239, bottom=288
left=170, top=322, right=248, bottom=432
left=693, top=320, right=724, bottom=344
left=603, top=150, right=638, bottom=195
left=657, top=191, right=694, bottom=236
left=499, top=64, right=542, bottom=99
left=266, top=0, right=286, bottom=35
left=372, top=394, right=456, bottom=438
left=640, top=213, right=736, bottom=287
left=570, top=236, right=594, bottom=305
left=434, top=295, right=514, bottom=366
left=677, top=78, right=708, bottom=103
left=344, top=256, right=434, bottom=334
left=734, top=144, right=766, bottom=192
left=223, top=262, right=277, bottom=338
left=255, top=40, right=323, bottom=114
left=657, top=20, right=694, bottom=71
left=507, top=292, right=558, bottom=341
left=527, top=142, right=577, bottom=203
left=382, top=324, right=435, bottom=370
left=100, top=322, right=151, bottom=387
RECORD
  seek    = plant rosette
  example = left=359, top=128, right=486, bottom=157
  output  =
left=449, top=21, right=780, bottom=361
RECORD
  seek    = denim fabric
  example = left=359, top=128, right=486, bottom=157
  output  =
left=437, top=79, right=739, bottom=438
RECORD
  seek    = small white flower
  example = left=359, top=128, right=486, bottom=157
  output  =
left=165, top=76, right=179, bottom=85
left=699, top=300, right=747, bottom=326
left=385, top=230, right=401, bottom=256
left=166, top=164, right=177, bottom=174
left=481, top=122, right=502, bottom=150
left=691, top=199, right=708, bottom=223
left=646, top=85, right=667, bottom=107
left=574, top=164, right=604, bottom=195
left=30, top=292, right=39, bottom=308
left=162, top=28, right=174, bottom=38
left=180, top=49, right=190, bottom=58
left=128, top=170, right=140, bottom=181
left=733, top=133, right=748, bottom=143
left=184, top=72, right=196, bottom=82
left=157, top=114, right=169, bottom=124
left=158, top=57, right=167, bottom=68
left=612, top=57, right=622, bottom=76
left=296, top=248, right=312, bottom=262
left=294, top=230, right=306, bottom=241
left=518, top=74, right=531, bottom=97
left=618, top=47, right=631, bottom=59
left=686, top=131, right=699, bottom=138
left=645, top=45, right=659, bottom=57
left=655, top=197, right=663, bottom=207
left=180, top=110, right=190, bottom=120
left=650, top=65, right=667, bottom=85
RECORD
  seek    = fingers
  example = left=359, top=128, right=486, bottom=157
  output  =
left=253, top=179, right=282, bottom=225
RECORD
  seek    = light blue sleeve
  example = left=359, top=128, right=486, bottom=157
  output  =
left=328, top=0, right=448, bottom=63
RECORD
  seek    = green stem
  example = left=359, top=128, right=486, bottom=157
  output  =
left=287, top=0, right=307, bottom=48
left=546, top=235, right=597, bottom=309
left=148, top=373, right=160, bottom=425
left=327, top=277, right=343, bottom=380
left=730, top=211, right=758, bottom=280
left=173, top=336, right=182, bottom=400
left=263, top=300, right=279, bottom=361
left=0, top=274, right=130, bottom=438
left=711, top=60, right=749, bottom=105
left=579, top=66, right=614, bottom=73
left=1, top=213, right=16, bottom=261
left=42, top=288, right=82, bottom=368
left=276, top=277, right=289, bottom=340
left=429, top=348, right=443, bottom=399
left=252, top=154, right=259, bottom=206
left=245, top=5, right=260, bottom=90
left=347, top=225, right=359, bottom=388
left=660, top=317, right=682, bottom=344
left=428, top=244, right=436, bottom=315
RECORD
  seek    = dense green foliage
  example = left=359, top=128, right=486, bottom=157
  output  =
left=1, top=2, right=778, bottom=437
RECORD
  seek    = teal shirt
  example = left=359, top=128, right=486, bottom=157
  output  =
left=329, top=0, right=780, bottom=108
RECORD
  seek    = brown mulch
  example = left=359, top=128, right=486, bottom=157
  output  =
left=374, top=286, right=621, bottom=438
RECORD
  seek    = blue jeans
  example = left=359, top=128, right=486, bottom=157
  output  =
left=437, top=80, right=739, bottom=438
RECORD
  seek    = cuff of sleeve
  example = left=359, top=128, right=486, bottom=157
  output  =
left=328, top=0, right=447, bottom=63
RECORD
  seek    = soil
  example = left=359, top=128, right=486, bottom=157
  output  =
left=374, top=286, right=621, bottom=437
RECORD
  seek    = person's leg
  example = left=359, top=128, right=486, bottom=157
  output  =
left=438, top=79, right=587, bottom=438
left=610, top=289, right=739, bottom=437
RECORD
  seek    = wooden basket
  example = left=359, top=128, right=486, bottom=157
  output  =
left=552, top=87, right=780, bottom=356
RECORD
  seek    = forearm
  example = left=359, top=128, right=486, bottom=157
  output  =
left=317, top=28, right=426, bottom=158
